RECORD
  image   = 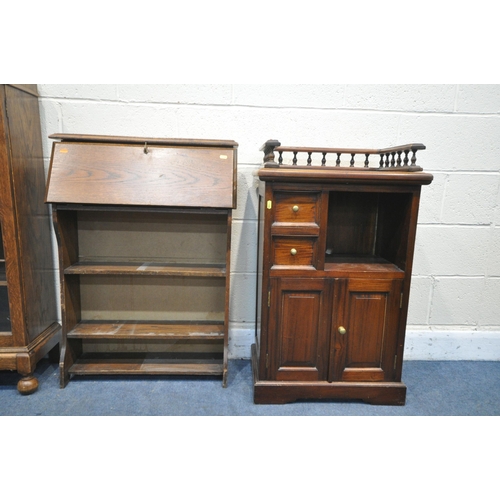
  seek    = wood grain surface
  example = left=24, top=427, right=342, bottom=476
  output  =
left=46, top=142, right=235, bottom=207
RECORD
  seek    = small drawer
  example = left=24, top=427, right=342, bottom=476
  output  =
left=272, top=237, right=318, bottom=268
left=273, top=192, right=320, bottom=225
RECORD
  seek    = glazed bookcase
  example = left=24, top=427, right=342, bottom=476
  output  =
left=0, top=84, right=61, bottom=394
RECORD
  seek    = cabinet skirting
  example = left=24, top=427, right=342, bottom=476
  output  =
left=252, top=345, right=406, bottom=405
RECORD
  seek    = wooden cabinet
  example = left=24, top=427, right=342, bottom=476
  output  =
left=252, top=140, right=433, bottom=405
left=45, top=134, right=237, bottom=388
left=0, top=84, right=61, bottom=394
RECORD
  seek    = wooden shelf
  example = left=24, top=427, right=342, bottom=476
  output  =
left=68, top=352, right=224, bottom=376
left=324, top=255, right=404, bottom=276
left=67, top=320, right=225, bottom=340
left=64, top=261, right=227, bottom=277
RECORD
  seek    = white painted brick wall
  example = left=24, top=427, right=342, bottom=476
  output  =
left=37, top=84, right=500, bottom=361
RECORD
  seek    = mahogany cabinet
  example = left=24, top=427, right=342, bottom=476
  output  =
left=45, top=134, right=237, bottom=388
left=0, top=84, right=61, bottom=394
left=252, top=140, right=433, bottom=405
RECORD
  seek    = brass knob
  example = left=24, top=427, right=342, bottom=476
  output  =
left=338, top=326, right=346, bottom=335
left=290, top=248, right=297, bottom=256
left=292, top=205, right=299, bottom=212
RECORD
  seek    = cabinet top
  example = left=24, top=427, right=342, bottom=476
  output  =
left=45, top=135, right=237, bottom=209
left=49, top=134, right=238, bottom=149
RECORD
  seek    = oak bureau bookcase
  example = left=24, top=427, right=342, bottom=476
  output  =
left=0, top=84, right=61, bottom=394
left=252, top=139, right=433, bottom=405
left=45, top=134, right=237, bottom=388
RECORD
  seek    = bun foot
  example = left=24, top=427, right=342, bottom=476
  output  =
left=17, top=376, right=39, bottom=395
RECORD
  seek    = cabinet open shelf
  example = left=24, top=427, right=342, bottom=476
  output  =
left=326, top=190, right=413, bottom=272
left=324, top=255, right=405, bottom=277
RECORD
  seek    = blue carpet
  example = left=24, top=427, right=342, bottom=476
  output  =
left=0, top=358, right=499, bottom=416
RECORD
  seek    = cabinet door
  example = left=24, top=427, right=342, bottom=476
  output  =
left=329, top=278, right=402, bottom=382
left=268, top=278, right=331, bottom=381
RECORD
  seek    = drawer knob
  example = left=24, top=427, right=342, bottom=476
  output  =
left=292, top=205, right=299, bottom=212
left=290, top=248, right=297, bottom=256
left=338, top=326, right=347, bottom=335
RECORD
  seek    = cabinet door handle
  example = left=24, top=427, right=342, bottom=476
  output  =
left=290, top=248, right=297, bottom=256
left=338, top=326, right=346, bottom=335
left=292, top=205, right=299, bottom=212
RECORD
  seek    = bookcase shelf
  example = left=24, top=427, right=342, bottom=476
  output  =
left=66, top=320, right=225, bottom=340
left=68, top=352, right=224, bottom=376
left=46, top=134, right=237, bottom=388
left=64, top=262, right=227, bottom=277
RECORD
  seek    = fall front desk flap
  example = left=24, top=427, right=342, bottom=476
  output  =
left=45, top=134, right=238, bottom=209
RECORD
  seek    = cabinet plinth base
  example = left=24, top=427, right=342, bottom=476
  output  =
left=251, top=344, right=406, bottom=406
left=0, top=322, right=61, bottom=394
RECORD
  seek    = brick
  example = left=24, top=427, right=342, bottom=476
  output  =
left=407, top=277, right=432, bottom=325
left=227, top=324, right=254, bottom=358
left=117, top=84, right=232, bottom=105
left=38, top=84, right=117, bottom=100
left=280, top=109, right=401, bottom=150
left=412, top=226, right=489, bottom=276
left=456, top=84, right=500, bottom=113
left=417, top=173, right=446, bottom=224
left=487, top=227, right=500, bottom=276
left=429, top=277, right=484, bottom=325
left=232, top=165, right=259, bottom=221
left=229, top=273, right=256, bottom=323
left=58, top=101, right=178, bottom=137
left=230, top=221, right=257, bottom=274
left=479, top=278, right=500, bottom=325
left=398, top=114, right=500, bottom=172
left=495, top=183, right=500, bottom=226
left=38, top=99, right=61, bottom=157
left=176, top=105, right=244, bottom=147
left=232, top=84, right=344, bottom=109
left=441, top=173, right=499, bottom=225
left=344, top=84, right=456, bottom=112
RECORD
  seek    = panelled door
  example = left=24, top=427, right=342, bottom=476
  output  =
left=329, top=278, right=403, bottom=383
left=267, top=278, right=332, bottom=381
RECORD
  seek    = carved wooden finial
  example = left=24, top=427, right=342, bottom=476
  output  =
left=260, top=139, right=281, bottom=167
